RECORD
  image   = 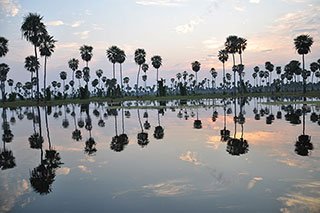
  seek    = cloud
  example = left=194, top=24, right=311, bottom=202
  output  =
left=136, top=0, right=186, bottom=6
left=234, top=5, right=245, bottom=12
left=71, top=21, right=83, bottom=27
left=0, top=0, right=20, bottom=16
left=175, top=17, right=203, bottom=34
left=78, top=165, right=91, bottom=173
left=247, top=177, right=263, bottom=189
left=202, top=37, right=222, bottom=50
left=56, top=167, right=71, bottom=175
left=74, top=31, right=90, bottom=39
left=250, top=0, right=260, bottom=3
left=46, top=20, right=64, bottom=26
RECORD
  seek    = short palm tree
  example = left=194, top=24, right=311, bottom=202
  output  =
left=142, top=63, right=149, bottom=89
left=191, top=61, right=201, bottom=87
left=218, top=49, right=228, bottom=91
left=39, top=34, right=56, bottom=92
left=21, top=13, right=48, bottom=101
left=68, top=58, right=79, bottom=96
left=210, top=68, right=217, bottom=89
left=294, top=34, right=314, bottom=94
left=0, top=37, right=9, bottom=57
left=80, top=45, right=93, bottom=67
left=134, top=48, right=146, bottom=94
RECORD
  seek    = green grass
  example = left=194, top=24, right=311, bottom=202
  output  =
left=1, top=90, right=320, bottom=108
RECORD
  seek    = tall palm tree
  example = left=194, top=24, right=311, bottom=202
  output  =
left=79, top=45, right=93, bottom=67
left=117, top=49, right=126, bottom=90
left=0, top=63, right=10, bottom=102
left=225, top=35, right=239, bottom=93
left=151, top=55, right=162, bottom=93
left=21, top=13, right=47, bottom=101
left=294, top=34, right=314, bottom=94
left=39, top=34, right=56, bottom=93
left=0, top=36, right=9, bottom=57
left=237, top=37, right=247, bottom=65
left=106, top=45, right=120, bottom=79
left=218, top=49, right=229, bottom=91
left=191, top=61, right=201, bottom=87
left=134, top=48, right=146, bottom=94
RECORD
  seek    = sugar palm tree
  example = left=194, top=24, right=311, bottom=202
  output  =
left=0, top=36, right=9, bottom=57
left=310, top=62, right=319, bottom=84
left=142, top=63, right=149, bottom=89
left=59, top=71, right=67, bottom=95
left=294, top=34, right=313, bottom=94
left=225, top=35, right=239, bottom=93
left=39, top=34, right=56, bottom=92
left=25, top=56, right=40, bottom=98
left=80, top=45, right=93, bottom=67
left=151, top=55, right=162, bottom=93
left=191, top=61, right=201, bottom=87
left=68, top=58, right=79, bottom=96
left=237, top=37, right=247, bottom=65
left=106, top=45, right=120, bottom=79
left=218, top=49, right=229, bottom=91
left=134, top=48, right=146, bottom=94
left=117, top=49, right=126, bottom=90
left=0, top=63, right=10, bottom=102
left=210, top=67, right=217, bottom=89
left=21, top=13, right=47, bottom=101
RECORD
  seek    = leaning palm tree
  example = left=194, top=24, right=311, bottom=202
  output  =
left=151, top=55, right=162, bottom=93
left=191, top=61, right=201, bottom=87
left=294, top=34, right=314, bottom=94
left=117, top=49, right=126, bottom=90
left=79, top=45, right=93, bottom=67
left=225, top=35, right=239, bottom=93
left=106, top=45, right=120, bottom=79
left=21, top=13, right=47, bottom=101
left=39, top=34, right=56, bottom=93
left=218, top=49, right=229, bottom=91
left=134, top=48, right=146, bottom=94
left=0, top=36, right=9, bottom=57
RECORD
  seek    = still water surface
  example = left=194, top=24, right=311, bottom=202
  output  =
left=1, top=98, right=320, bottom=212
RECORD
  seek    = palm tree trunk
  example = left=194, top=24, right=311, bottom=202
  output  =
left=302, top=54, right=306, bottom=94
left=223, top=62, right=226, bottom=92
left=232, top=53, right=236, bottom=94
left=43, top=56, right=47, bottom=94
left=113, top=63, right=115, bottom=79
left=121, top=108, right=125, bottom=134
left=114, top=115, right=118, bottom=136
left=34, top=45, right=40, bottom=102
left=45, top=107, right=51, bottom=149
left=156, top=68, right=159, bottom=95
left=120, top=63, right=123, bottom=92
left=137, top=109, right=143, bottom=132
left=136, top=65, right=141, bottom=95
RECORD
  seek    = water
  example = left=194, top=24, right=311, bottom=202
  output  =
left=1, top=98, right=320, bottom=213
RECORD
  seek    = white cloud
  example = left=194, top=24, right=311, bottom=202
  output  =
left=0, top=0, right=20, bottom=16
left=249, top=0, right=260, bottom=3
left=175, top=17, right=203, bottom=34
left=74, top=31, right=90, bottom=39
left=56, top=167, right=71, bottom=175
left=136, top=0, right=186, bottom=6
left=78, top=165, right=91, bottom=173
left=143, top=180, right=194, bottom=196
left=71, top=21, right=83, bottom=27
left=179, top=151, right=202, bottom=165
left=46, top=20, right=64, bottom=26
left=247, top=177, right=263, bottom=189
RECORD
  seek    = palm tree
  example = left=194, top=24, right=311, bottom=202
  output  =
left=39, top=34, right=56, bottom=93
left=294, top=34, right=314, bottom=94
left=191, top=61, right=201, bottom=87
left=265, top=61, right=274, bottom=91
left=134, top=48, right=146, bottom=94
left=21, top=13, right=47, bottom=101
left=106, top=45, right=120, bottom=79
left=142, top=63, right=149, bottom=89
left=0, top=63, right=10, bottom=102
left=25, top=56, right=40, bottom=98
left=0, top=36, right=9, bottom=57
left=310, top=62, right=319, bottom=84
left=237, top=37, right=247, bottom=65
left=225, top=35, right=239, bottom=93
left=80, top=45, right=93, bottom=67
left=68, top=58, right=79, bottom=96
left=117, top=49, right=126, bottom=90
left=210, top=67, right=217, bottom=89
left=218, top=49, right=229, bottom=91
left=59, top=71, right=67, bottom=95
left=151, top=55, right=162, bottom=93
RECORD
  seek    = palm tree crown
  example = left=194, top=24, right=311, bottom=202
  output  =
left=39, top=34, right=56, bottom=57
left=106, top=46, right=120, bottom=64
left=191, top=61, right=201, bottom=73
left=0, top=37, right=9, bottom=57
left=68, top=58, right=79, bottom=71
left=134, top=49, right=146, bottom=65
left=225, top=35, right=239, bottom=55
left=294, top=34, right=313, bottom=55
left=21, top=13, right=47, bottom=47
left=80, top=45, right=93, bottom=66
left=218, top=49, right=228, bottom=63
left=151, top=55, right=162, bottom=69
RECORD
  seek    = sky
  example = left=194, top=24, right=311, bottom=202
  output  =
left=1, top=0, right=320, bottom=87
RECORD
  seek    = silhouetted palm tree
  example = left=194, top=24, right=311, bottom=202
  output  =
left=134, top=48, right=146, bottom=94
left=59, top=71, right=67, bottom=95
left=0, top=36, right=9, bottom=57
left=191, top=61, right=201, bottom=87
left=218, top=49, right=229, bottom=91
left=68, top=58, right=79, bottom=96
left=21, top=13, right=47, bottom=101
left=137, top=109, right=149, bottom=147
left=154, top=110, right=164, bottom=139
left=0, top=63, right=10, bottom=102
left=117, top=49, right=126, bottom=90
left=225, top=35, right=238, bottom=93
left=106, top=45, right=120, bottom=79
left=294, top=34, right=313, bottom=94
left=39, top=34, right=56, bottom=93
left=151, top=55, right=162, bottom=93
left=210, top=67, right=217, bottom=89
left=80, top=45, right=93, bottom=67
left=24, top=56, right=40, bottom=97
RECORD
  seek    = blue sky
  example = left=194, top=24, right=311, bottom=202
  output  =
left=1, top=0, right=319, bottom=86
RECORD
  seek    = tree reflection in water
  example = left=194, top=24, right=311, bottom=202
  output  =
left=1, top=108, right=15, bottom=170
left=137, top=109, right=149, bottom=147
left=154, top=109, right=164, bottom=139
left=110, top=106, right=129, bottom=152
left=295, top=104, right=313, bottom=156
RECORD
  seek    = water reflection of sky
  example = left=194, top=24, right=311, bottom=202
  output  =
left=1, top=99, right=320, bottom=212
